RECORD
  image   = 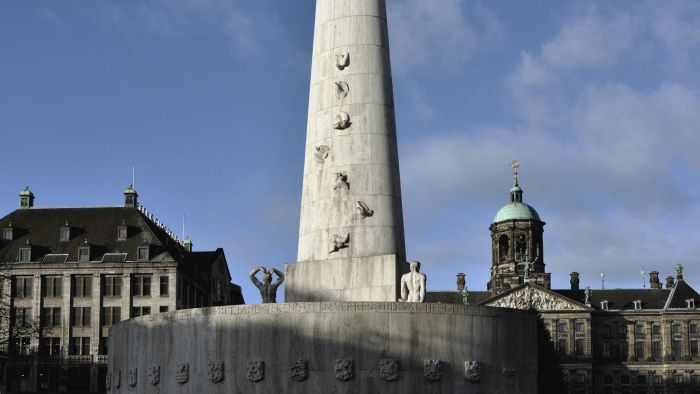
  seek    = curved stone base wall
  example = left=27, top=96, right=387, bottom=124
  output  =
left=108, top=303, right=538, bottom=393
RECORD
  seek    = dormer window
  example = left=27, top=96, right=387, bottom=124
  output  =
left=2, top=225, right=12, bottom=241
left=687, top=299, right=696, bottom=309
left=117, top=222, right=128, bottom=241
left=633, top=300, right=642, bottom=310
left=137, top=246, right=149, bottom=261
left=78, top=247, right=90, bottom=262
left=601, top=300, right=609, bottom=310
left=19, top=247, right=31, bottom=263
left=60, top=221, right=70, bottom=242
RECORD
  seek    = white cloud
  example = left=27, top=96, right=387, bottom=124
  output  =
left=388, top=0, right=502, bottom=74
left=401, top=69, right=700, bottom=292
left=86, top=0, right=271, bottom=53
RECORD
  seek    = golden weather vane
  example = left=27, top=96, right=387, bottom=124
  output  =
left=511, top=160, right=520, bottom=185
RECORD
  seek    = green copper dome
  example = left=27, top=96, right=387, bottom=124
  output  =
left=493, top=202, right=541, bottom=223
left=493, top=181, right=541, bottom=223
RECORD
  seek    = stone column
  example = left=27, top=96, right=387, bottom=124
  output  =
left=91, top=273, right=101, bottom=355
left=585, top=318, right=592, bottom=358
left=569, top=318, right=575, bottom=356
left=62, top=273, right=72, bottom=354
left=663, top=320, right=672, bottom=360
left=169, top=272, right=177, bottom=311
left=0, top=279, right=11, bottom=352
left=121, top=274, right=131, bottom=320
left=286, top=0, right=408, bottom=302
left=684, top=319, right=691, bottom=360
left=646, top=321, right=653, bottom=361
left=627, top=321, right=635, bottom=361
left=30, top=274, right=41, bottom=351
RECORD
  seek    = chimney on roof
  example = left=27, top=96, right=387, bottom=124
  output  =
left=124, top=185, right=138, bottom=207
left=19, top=187, right=34, bottom=209
left=570, top=272, right=580, bottom=290
left=456, top=273, right=465, bottom=292
left=649, top=271, right=661, bottom=289
left=183, top=238, right=193, bottom=253
left=666, top=276, right=675, bottom=289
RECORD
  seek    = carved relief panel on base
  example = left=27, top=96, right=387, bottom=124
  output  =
left=209, top=362, right=224, bottom=383
left=128, top=368, right=137, bottom=388
left=335, top=359, right=354, bottom=381
left=465, top=361, right=481, bottom=382
left=424, top=360, right=442, bottom=381
left=148, top=365, right=160, bottom=386
left=379, top=358, right=399, bottom=381
left=247, top=360, right=265, bottom=382
left=175, top=363, right=189, bottom=384
left=289, top=359, right=309, bottom=382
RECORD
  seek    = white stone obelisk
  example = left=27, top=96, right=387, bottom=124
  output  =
left=285, top=0, right=407, bottom=302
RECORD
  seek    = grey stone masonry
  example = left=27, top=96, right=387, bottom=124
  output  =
left=109, top=303, right=539, bottom=393
left=288, top=0, right=408, bottom=302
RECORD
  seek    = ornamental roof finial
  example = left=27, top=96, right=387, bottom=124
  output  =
left=511, top=160, right=520, bottom=186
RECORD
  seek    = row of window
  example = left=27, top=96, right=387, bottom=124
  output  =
left=550, top=322, right=586, bottom=333
left=600, top=339, right=697, bottom=359
left=12, top=336, right=107, bottom=356
left=13, top=245, right=150, bottom=262
left=13, top=275, right=170, bottom=298
left=599, top=372, right=700, bottom=386
left=12, top=305, right=169, bottom=328
left=557, top=338, right=586, bottom=356
left=601, top=322, right=698, bottom=337
left=3, top=224, right=132, bottom=243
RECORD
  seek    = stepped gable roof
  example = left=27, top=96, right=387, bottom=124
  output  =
left=0, top=206, right=185, bottom=264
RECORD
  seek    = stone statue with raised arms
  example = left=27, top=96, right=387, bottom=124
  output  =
left=249, top=266, right=284, bottom=303
left=398, top=261, right=426, bottom=303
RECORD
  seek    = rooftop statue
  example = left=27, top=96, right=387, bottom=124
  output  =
left=249, top=266, right=284, bottom=303
left=398, top=261, right=426, bottom=303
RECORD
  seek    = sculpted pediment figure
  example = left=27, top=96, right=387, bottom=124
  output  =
left=484, top=284, right=588, bottom=311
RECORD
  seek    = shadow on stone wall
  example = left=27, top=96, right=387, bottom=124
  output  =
left=108, top=303, right=540, bottom=394
left=537, top=316, right=566, bottom=394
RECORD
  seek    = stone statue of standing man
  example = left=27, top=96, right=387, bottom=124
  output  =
left=249, top=266, right=284, bottom=303
left=398, top=261, right=426, bottom=303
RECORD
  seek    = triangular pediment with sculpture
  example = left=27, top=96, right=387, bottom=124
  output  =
left=481, top=283, right=589, bottom=311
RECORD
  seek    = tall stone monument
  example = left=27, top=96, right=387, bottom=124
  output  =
left=108, top=2, right=540, bottom=392
left=285, top=0, right=408, bottom=302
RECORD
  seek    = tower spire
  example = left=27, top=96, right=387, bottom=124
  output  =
left=509, top=161, right=523, bottom=203
left=511, top=160, right=520, bottom=186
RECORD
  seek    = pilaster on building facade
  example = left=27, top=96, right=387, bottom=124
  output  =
left=0, top=187, right=244, bottom=393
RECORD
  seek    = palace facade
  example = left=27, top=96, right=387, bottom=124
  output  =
left=429, top=176, right=700, bottom=394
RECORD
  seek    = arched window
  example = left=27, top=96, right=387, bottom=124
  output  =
left=498, top=234, right=509, bottom=261
left=516, top=233, right=527, bottom=261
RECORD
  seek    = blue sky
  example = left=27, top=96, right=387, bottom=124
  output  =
left=2, top=1, right=700, bottom=303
